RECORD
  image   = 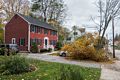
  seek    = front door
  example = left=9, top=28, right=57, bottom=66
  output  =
left=45, top=39, right=48, bottom=48
left=44, top=37, right=49, bottom=49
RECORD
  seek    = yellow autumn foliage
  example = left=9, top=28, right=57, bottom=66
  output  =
left=62, top=33, right=109, bottom=62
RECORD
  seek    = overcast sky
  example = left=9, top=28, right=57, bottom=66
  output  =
left=64, top=0, right=120, bottom=39
left=64, top=0, right=97, bottom=30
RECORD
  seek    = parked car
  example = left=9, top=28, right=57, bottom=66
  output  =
left=9, top=44, right=19, bottom=53
left=59, top=51, right=68, bottom=57
left=0, top=44, right=19, bottom=53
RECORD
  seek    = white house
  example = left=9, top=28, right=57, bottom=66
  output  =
left=66, top=27, right=85, bottom=43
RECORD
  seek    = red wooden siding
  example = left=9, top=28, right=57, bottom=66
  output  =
left=5, top=14, right=29, bottom=51
left=30, top=27, right=58, bottom=48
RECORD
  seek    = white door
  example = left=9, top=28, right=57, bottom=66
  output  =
left=12, top=38, right=16, bottom=44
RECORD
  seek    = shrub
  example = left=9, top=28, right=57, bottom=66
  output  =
left=53, top=65, right=83, bottom=80
left=40, top=49, right=48, bottom=53
left=55, top=42, right=62, bottom=50
left=10, top=50, right=17, bottom=55
left=40, top=48, right=52, bottom=53
left=48, top=48, right=52, bottom=52
left=31, top=43, right=38, bottom=53
left=0, top=48, right=17, bottom=56
left=0, top=48, right=5, bottom=55
left=61, top=33, right=109, bottom=62
left=0, top=56, right=32, bottom=75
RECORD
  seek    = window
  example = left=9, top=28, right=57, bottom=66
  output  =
left=50, top=40, right=56, bottom=45
left=30, top=38, right=42, bottom=45
left=30, top=25, right=38, bottom=33
left=44, top=29, right=48, bottom=34
left=30, top=26, right=33, bottom=32
left=37, top=27, right=40, bottom=33
left=50, top=31, right=53, bottom=35
left=53, top=40, right=56, bottom=45
left=54, top=31, right=57, bottom=36
left=67, top=37, right=71, bottom=41
left=40, top=28, right=42, bottom=33
left=30, top=25, right=35, bottom=32
left=50, top=31, right=52, bottom=35
left=30, top=38, right=36, bottom=45
left=38, top=39, right=42, bottom=45
left=35, top=26, right=37, bottom=33
left=19, top=38, right=25, bottom=46
left=73, top=32, right=78, bottom=35
left=50, top=40, right=52, bottom=45
left=50, top=31, right=57, bottom=36
left=38, top=27, right=42, bottom=33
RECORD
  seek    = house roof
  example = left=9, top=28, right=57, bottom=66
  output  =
left=17, top=13, right=56, bottom=31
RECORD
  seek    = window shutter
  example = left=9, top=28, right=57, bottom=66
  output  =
left=23, top=38, right=25, bottom=46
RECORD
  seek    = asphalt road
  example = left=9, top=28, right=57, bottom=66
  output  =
left=109, top=46, right=120, bottom=59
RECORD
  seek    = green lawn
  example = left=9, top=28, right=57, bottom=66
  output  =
left=0, top=56, right=101, bottom=80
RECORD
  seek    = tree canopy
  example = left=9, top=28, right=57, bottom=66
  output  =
left=31, top=0, right=67, bottom=24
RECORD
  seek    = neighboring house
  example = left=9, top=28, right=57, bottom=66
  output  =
left=66, top=27, right=85, bottom=42
left=5, top=13, right=58, bottom=52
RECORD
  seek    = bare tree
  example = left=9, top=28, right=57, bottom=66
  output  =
left=0, top=0, right=30, bottom=21
left=93, top=0, right=120, bottom=47
left=31, top=0, right=67, bottom=24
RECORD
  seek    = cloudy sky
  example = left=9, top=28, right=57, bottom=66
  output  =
left=64, top=0, right=97, bottom=30
left=64, top=0, right=120, bottom=39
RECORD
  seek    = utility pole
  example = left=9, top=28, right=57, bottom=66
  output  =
left=112, top=16, right=115, bottom=58
left=106, top=34, right=108, bottom=53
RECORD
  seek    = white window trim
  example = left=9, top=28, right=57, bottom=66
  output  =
left=12, top=38, right=16, bottom=44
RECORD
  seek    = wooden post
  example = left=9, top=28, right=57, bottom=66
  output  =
left=112, top=16, right=115, bottom=58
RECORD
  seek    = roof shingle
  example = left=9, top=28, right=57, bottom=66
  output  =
left=17, top=13, right=56, bottom=31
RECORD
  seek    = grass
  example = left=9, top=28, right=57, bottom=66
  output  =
left=0, top=56, right=101, bottom=80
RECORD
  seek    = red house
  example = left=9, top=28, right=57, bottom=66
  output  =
left=5, top=13, right=58, bottom=52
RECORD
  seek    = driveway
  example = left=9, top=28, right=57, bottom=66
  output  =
left=25, top=52, right=101, bottom=68
left=100, top=61, right=120, bottom=80
left=100, top=47, right=120, bottom=80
